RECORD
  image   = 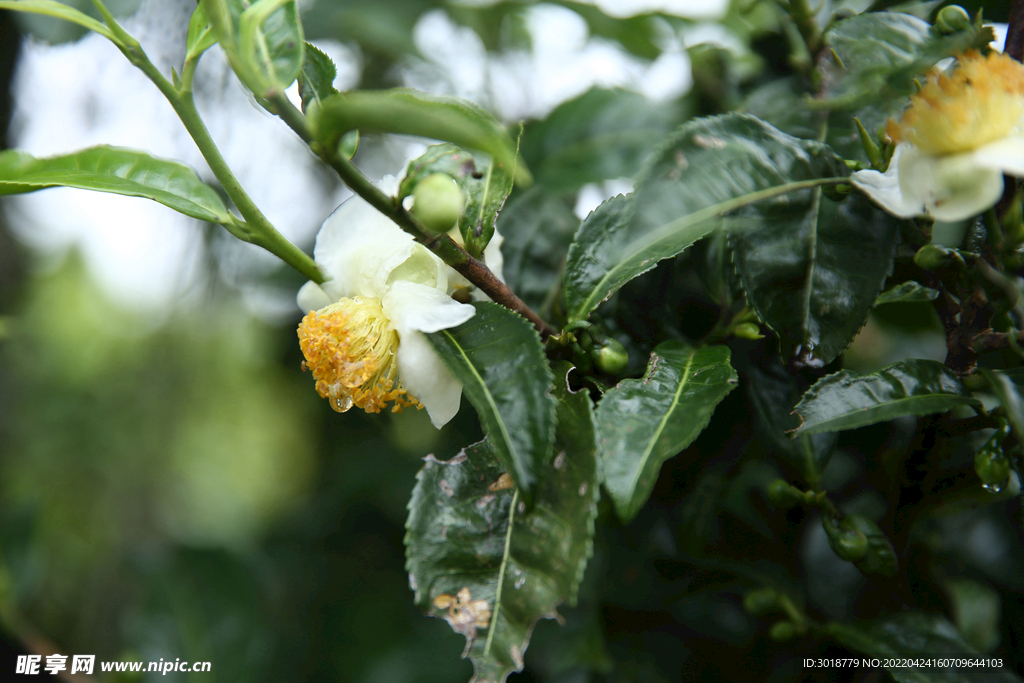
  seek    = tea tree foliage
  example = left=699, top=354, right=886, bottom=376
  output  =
left=2, top=0, right=1024, bottom=681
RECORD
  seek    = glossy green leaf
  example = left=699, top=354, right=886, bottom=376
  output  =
left=792, top=360, right=981, bottom=437
left=202, top=0, right=304, bottom=95
left=425, top=303, right=555, bottom=505
left=495, top=186, right=580, bottom=314
left=597, top=341, right=738, bottom=522
left=731, top=191, right=901, bottom=366
left=519, top=87, right=684, bottom=192
left=875, top=281, right=940, bottom=306
left=827, top=613, right=1022, bottom=683
left=0, top=146, right=230, bottom=224
left=296, top=42, right=338, bottom=112
left=746, top=359, right=836, bottom=488
left=405, top=373, right=599, bottom=683
left=563, top=114, right=850, bottom=323
left=399, top=144, right=514, bottom=259
left=817, top=12, right=994, bottom=110
left=186, top=2, right=218, bottom=63
left=980, top=369, right=1024, bottom=445
left=0, top=1, right=115, bottom=41
left=308, top=88, right=531, bottom=186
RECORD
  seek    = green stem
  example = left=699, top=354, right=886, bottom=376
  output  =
left=92, top=0, right=323, bottom=284
left=787, top=0, right=822, bottom=55
left=266, top=93, right=554, bottom=336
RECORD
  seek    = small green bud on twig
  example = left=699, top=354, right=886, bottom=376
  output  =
left=935, top=6, right=971, bottom=35
left=411, top=173, right=465, bottom=234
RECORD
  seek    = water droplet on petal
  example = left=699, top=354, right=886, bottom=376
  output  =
left=333, top=395, right=354, bottom=412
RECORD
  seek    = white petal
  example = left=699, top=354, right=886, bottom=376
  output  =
left=296, top=281, right=333, bottom=312
left=384, top=281, right=476, bottom=427
left=396, top=330, right=464, bottom=428
left=851, top=145, right=924, bottom=218
left=902, top=147, right=1004, bottom=222
left=970, top=135, right=1024, bottom=177
left=483, top=228, right=505, bottom=282
left=383, top=280, right=476, bottom=335
left=314, top=193, right=417, bottom=299
left=384, top=243, right=449, bottom=292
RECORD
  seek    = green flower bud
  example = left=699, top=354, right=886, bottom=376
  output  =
left=732, top=322, right=764, bottom=340
left=743, top=587, right=779, bottom=616
left=841, top=515, right=898, bottom=578
left=412, top=173, right=465, bottom=234
left=935, top=5, right=971, bottom=34
left=828, top=527, right=870, bottom=561
left=767, top=479, right=804, bottom=508
left=974, top=447, right=1011, bottom=487
left=769, top=621, right=796, bottom=641
left=855, top=117, right=884, bottom=169
left=822, top=183, right=852, bottom=202
left=913, top=244, right=952, bottom=271
left=592, top=338, right=629, bottom=375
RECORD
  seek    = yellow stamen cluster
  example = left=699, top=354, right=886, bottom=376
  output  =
left=889, top=50, right=1024, bottom=156
left=297, top=296, right=421, bottom=414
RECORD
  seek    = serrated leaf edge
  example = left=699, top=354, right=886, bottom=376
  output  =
left=569, top=180, right=848, bottom=322
left=791, top=361, right=980, bottom=436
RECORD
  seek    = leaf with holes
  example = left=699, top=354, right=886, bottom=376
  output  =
left=563, top=114, right=851, bottom=323
left=598, top=341, right=738, bottom=522
left=0, top=146, right=230, bottom=224
left=425, top=303, right=555, bottom=506
left=405, top=373, right=599, bottom=683
left=792, top=360, right=981, bottom=436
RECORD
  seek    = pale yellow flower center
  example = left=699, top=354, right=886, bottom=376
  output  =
left=297, top=296, right=421, bottom=414
left=889, top=51, right=1024, bottom=156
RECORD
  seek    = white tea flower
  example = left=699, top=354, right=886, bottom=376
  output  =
left=852, top=51, right=1024, bottom=222
left=296, top=179, right=481, bottom=428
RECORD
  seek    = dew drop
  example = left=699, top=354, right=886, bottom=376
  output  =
left=333, top=395, right=354, bottom=412
left=982, top=481, right=1005, bottom=494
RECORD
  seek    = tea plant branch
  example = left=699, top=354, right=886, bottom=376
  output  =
left=266, top=92, right=555, bottom=337
left=88, top=0, right=324, bottom=284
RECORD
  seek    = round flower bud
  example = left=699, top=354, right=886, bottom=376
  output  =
left=767, top=479, right=803, bottom=508
left=974, top=447, right=1011, bottom=487
left=593, top=339, right=629, bottom=375
left=732, top=322, right=764, bottom=340
left=829, top=528, right=869, bottom=561
left=935, top=6, right=971, bottom=34
left=412, top=173, right=465, bottom=234
left=743, top=587, right=779, bottom=616
left=913, top=244, right=952, bottom=271
left=769, top=621, right=796, bottom=642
